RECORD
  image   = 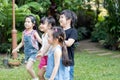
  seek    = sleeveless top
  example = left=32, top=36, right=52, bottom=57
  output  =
left=40, top=33, right=49, bottom=56
left=45, top=45, right=66, bottom=80
left=23, top=30, right=38, bottom=55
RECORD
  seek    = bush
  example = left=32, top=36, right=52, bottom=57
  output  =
left=0, top=43, right=11, bottom=54
left=91, top=22, right=107, bottom=42
left=77, top=27, right=90, bottom=41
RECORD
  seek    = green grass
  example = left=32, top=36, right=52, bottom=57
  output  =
left=0, top=51, right=120, bottom=80
left=75, top=51, right=120, bottom=80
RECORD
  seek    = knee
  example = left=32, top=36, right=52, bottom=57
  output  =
left=37, top=72, right=40, bottom=77
left=26, top=65, right=31, bottom=71
left=38, top=72, right=43, bottom=77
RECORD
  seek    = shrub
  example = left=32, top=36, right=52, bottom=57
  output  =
left=91, top=22, right=107, bottom=42
left=77, top=27, right=90, bottom=41
left=0, top=43, right=11, bottom=54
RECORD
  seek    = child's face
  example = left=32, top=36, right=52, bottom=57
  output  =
left=59, top=14, right=67, bottom=28
left=47, top=30, right=54, bottom=44
left=24, top=17, right=34, bottom=29
left=39, top=20, right=49, bottom=32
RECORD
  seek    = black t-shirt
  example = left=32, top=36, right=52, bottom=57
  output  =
left=65, top=28, right=78, bottom=66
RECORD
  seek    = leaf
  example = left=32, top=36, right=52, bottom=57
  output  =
left=1, top=0, right=8, bottom=7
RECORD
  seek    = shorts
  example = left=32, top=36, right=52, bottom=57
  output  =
left=24, top=49, right=38, bottom=63
left=38, top=56, right=48, bottom=69
left=64, top=66, right=74, bottom=80
left=64, top=66, right=70, bottom=80
left=24, top=53, right=37, bottom=63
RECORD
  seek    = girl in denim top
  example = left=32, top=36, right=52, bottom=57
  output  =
left=12, top=15, right=42, bottom=80
left=45, top=27, right=71, bottom=80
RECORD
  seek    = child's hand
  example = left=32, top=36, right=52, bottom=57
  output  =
left=12, top=48, right=18, bottom=53
left=36, top=53, right=42, bottom=59
left=36, top=51, right=42, bottom=60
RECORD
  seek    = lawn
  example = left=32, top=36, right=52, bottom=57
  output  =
left=0, top=51, right=120, bottom=80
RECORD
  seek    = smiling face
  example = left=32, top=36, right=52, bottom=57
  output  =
left=24, top=17, right=34, bottom=30
left=59, top=14, right=67, bottom=28
left=47, top=30, right=54, bottom=45
left=39, top=20, right=50, bottom=33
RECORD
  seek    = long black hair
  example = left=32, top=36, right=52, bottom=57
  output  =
left=52, top=27, right=71, bottom=66
left=60, top=9, right=77, bottom=28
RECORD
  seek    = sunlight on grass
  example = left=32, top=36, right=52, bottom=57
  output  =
left=74, top=51, right=120, bottom=80
left=0, top=51, right=120, bottom=80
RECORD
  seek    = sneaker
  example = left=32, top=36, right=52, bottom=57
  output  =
left=32, top=77, right=39, bottom=80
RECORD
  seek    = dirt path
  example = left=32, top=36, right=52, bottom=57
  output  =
left=77, top=39, right=120, bottom=58
left=77, top=39, right=101, bottom=51
left=76, top=39, right=104, bottom=52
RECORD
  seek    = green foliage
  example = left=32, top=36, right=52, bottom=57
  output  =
left=17, top=31, right=22, bottom=43
left=0, top=0, right=40, bottom=44
left=77, top=27, right=90, bottom=41
left=16, top=2, right=41, bottom=24
left=1, top=0, right=120, bottom=52
left=8, top=53, right=25, bottom=64
left=77, top=10, right=96, bottom=40
left=54, top=0, right=82, bottom=12
left=77, top=9, right=95, bottom=28
left=102, top=0, right=120, bottom=50
left=0, top=43, right=11, bottom=53
left=19, top=2, right=45, bottom=13
left=91, top=0, right=120, bottom=50
left=91, top=22, right=107, bottom=42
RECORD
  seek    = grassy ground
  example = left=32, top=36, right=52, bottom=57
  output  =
left=0, top=50, right=120, bottom=80
left=75, top=51, right=120, bottom=80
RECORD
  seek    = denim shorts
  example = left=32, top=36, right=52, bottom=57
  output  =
left=64, top=66, right=74, bottom=80
left=25, top=53, right=37, bottom=63
left=70, top=66, right=74, bottom=80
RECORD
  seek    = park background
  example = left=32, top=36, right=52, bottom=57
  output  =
left=0, top=0, right=120, bottom=80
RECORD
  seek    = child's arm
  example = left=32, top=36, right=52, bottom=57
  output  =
left=12, top=34, right=24, bottom=53
left=65, top=29, right=78, bottom=47
left=37, top=43, right=50, bottom=57
left=65, top=38, right=75, bottom=47
left=49, top=48, right=62, bottom=80
left=34, top=31, right=42, bottom=44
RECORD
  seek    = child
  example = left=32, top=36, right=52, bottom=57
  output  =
left=12, top=15, right=42, bottom=80
left=37, top=16, right=56, bottom=80
left=59, top=9, right=78, bottom=80
left=45, top=27, right=71, bottom=80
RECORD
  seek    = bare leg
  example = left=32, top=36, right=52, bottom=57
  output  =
left=26, top=60, right=37, bottom=78
left=38, top=67, right=46, bottom=80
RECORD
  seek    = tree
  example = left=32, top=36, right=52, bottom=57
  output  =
left=103, top=0, right=120, bottom=50
left=0, top=0, right=41, bottom=53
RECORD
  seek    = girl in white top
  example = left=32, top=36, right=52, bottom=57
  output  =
left=37, top=16, right=56, bottom=80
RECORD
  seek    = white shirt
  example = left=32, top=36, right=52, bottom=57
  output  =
left=40, top=33, right=50, bottom=56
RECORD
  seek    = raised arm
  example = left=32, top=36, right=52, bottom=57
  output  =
left=37, top=42, right=50, bottom=57
left=65, top=38, right=75, bottom=47
left=12, top=34, right=24, bottom=53
left=65, top=29, right=77, bottom=47
left=34, top=31, right=42, bottom=44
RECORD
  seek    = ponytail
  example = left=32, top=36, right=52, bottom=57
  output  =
left=51, top=26, right=71, bottom=66
left=71, top=11, right=77, bottom=28
left=62, top=42, right=72, bottom=66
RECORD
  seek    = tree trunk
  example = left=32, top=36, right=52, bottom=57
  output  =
left=48, top=0, right=57, bottom=17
